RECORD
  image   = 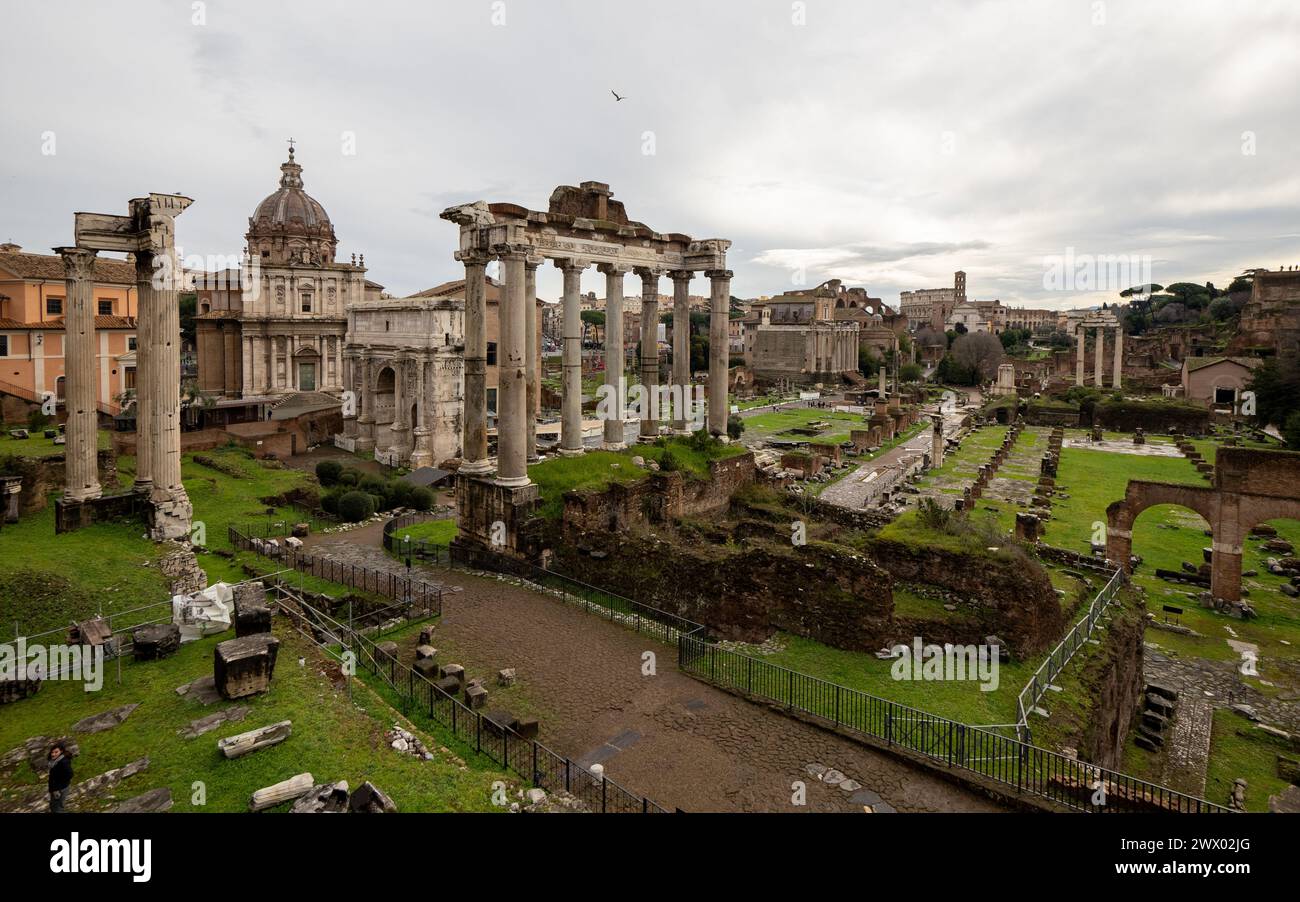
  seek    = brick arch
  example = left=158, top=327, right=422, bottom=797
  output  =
left=1106, top=480, right=1222, bottom=596
left=1234, top=499, right=1300, bottom=538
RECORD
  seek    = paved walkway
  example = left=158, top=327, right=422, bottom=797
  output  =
left=300, top=529, right=1004, bottom=813
left=818, top=410, right=940, bottom=510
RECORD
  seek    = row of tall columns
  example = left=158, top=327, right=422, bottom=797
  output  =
left=57, top=247, right=102, bottom=502
left=456, top=252, right=732, bottom=488
left=1074, top=326, right=1124, bottom=389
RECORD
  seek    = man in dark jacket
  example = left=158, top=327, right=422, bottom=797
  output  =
left=47, top=742, right=72, bottom=813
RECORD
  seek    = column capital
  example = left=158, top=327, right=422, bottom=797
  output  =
left=490, top=242, right=532, bottom=261
left=634, top=266, right=668, bottom=281
left=55, top=246, right=98, bottom=280
left=552, top=256, right=590, bottom=274
left=668, top=269, right=694, bottom=284
left=598, top=262, right=633, bottom=276
left=705, top=269, right=734, bottom=282
left=524, top=253, right=545, bottom=271
left=455, top=249, right=494, bottom=267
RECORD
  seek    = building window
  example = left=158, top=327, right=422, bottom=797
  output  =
left=47, top=297, right=63, bottom=316
left=486, top=387, right=498, bottom=415
left=487, top=341, right=497, bottom=366
left=1214, top=386, right=1236, bottom=406
left=301, top=293, right=313, bottom=313
left=98, top=299, right=113, bottom=316
left=129, top=336, right=138, bottom=351
left=0, top=335, right=7, bottom=356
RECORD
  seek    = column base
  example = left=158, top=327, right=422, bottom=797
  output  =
left=459, top=458, right=494, bottom=476
left=558, top=447, right=585, bottom=458
left=355, top=437, right=376, bottom=453
left=64, top=485, right=103, bottom=504
left=495, top=474, right=532, bottom=489
left=603, top=441, right=628, bottom=452
left=408, top=450, right=434, bottom=469
left=453, top=475, right=541, bottom=560
left=148, top=491, right=194, bottom=542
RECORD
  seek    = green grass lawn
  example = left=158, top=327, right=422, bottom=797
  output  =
left=1203, top=708, right=1294, bottom=812
left=390, top=518, right=458, bottom=548
left=0, top=627, right=509, bottom=813
left=0, top=427, right=112, bottom=459
left=742, top=407, right=871, bottom=445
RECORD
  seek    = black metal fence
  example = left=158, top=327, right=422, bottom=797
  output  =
left=285, top=593, right=669, bottom=813
left=229, top=524, right=444, bottom=613
left=678, top=634, right=1228, bottom=814
left=383, top=511, right=454, bottom=566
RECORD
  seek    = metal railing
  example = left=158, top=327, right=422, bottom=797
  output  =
left=678, top=631, right=1226, bottom=814
left=1015, top=565, right=1126, bottom=744
left=228, top=524, right=445, bottom=612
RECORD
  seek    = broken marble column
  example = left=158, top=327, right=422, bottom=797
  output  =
left=249, top=772, right=314, bottom=812
left=706, top=269, right=732, bottom=437
left=218, top=720, right=293, bottom=759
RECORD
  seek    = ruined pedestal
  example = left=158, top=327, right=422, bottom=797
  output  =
left=233, top=581, right=272, bottom=638
left=132, top=624, right=181, bottom=661
left=0, top=667, right=41, bottom=705
left=214, top=635, right=281, bottom=700
left=453, top=475, right=541, bottom=559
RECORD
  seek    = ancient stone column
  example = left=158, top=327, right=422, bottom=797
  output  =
left=599, top=263, right=631, bottom=450
left=342, top=351, right=358, bottom=438
left=355, top=353, right=376, bottom=452
left=636, top=267, right=664, bottom=442
left=57, top=247, right=102, bottom=502
left=555, top=257, right=587, bottom=456
left=459, top=251, right=492, bottom=475
left=410, top=354, right=433, bottom=468
left=879, top=366, right=887, bottom=397
left=706, top=269, right=732, bottom=437
left=242, top=335, right=254, bottom=397
left=389, top=357, right=412, bottom=459
left=1112, top=325, right=1123, bottom=389
left=1094, top=326, right=1105, bottom=387
left=1075, top=325, right=1085, bottom=386
left=669, top=270, right=692, bottom=433
left=132, top=253, right=156, bottom=494
left=931, top=414, right=945, bottom=469
left=524, top=255, right=541, bottom=461
left=496, top=247, right=530, bottom=486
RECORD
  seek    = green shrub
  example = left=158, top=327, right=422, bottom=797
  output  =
left=315, top=460, right=343, bottom=485
left=359, top=474, right=388, bottom=497
left=337, top=468, right=360, bottom=487
left=410, top=486, right=435, bottom=511
left=727, top=414, right=745, bottom=440
left=337, top=490, right=375, bottom=523
left=320, top=488, right=343, bottom=516
left=388, top=479, right=415, bottom=508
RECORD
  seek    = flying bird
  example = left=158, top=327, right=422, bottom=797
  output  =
left=611, top=90, right=626, bottom=102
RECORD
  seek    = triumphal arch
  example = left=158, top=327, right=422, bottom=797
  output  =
left=440, top=181, right=731, bottom=555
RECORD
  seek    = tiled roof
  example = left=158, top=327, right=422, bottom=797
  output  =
left=1185, top=356, right=1261, bottom=373
left=0, top=250, right=137, bottom=285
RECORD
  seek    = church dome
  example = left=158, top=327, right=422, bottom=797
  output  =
left=246, top=145, right=338, bottom=266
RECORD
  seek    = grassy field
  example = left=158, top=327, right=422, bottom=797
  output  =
left=742, top=407, right=872, bottom=445
left=0, top=627, right=509, bottom=813
left=0, top=427, right=112, bottom=459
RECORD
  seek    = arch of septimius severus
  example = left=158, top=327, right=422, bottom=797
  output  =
left=440, top=181, right=731, bottom=554
left=53, top=193, right=194, bottom=541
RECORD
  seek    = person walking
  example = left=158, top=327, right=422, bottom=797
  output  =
left=47, top=742, right=72, bottom=813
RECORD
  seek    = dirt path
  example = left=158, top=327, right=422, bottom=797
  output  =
left=302, top=530, right=1005, bottom=813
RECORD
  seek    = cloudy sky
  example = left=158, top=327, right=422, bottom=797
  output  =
left=3, top=0, right=1298, bottom=310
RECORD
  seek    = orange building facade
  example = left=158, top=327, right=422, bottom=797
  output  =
left=0, top=243, right=139, bottom=421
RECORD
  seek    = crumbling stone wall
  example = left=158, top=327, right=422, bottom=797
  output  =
left=866, top=538, right=1064, bottom=656
left=554, top=532, right=894, bottom=649
left=159, top=543, right=208, bottom=595
left=0, top=449, right=118, bottom=515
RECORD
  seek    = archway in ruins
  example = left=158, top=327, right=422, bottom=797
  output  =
left=1106, top=448, right=1300, bottom=604
left=373, top=365, right=396, bottom=446
left=1126, top=502, right=1216, bottom=598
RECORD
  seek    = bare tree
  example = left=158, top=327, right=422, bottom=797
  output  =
left=951, top=332, right=1004, bottom=381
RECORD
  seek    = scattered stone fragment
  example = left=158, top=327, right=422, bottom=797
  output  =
left=497, top=668, right=516, bottom=687
left=179, top=706, right=250, bottom=739
left=214, top=634, right=280, bottom=700
left=112, top=787, right=173, bottom=813
left=822, top=769, right=846, bottom=786
left=132, top=624, right=181, bottom=661
left=290, top=780, right=350, bottom=813
left=1, top=735, right=79, bottom=774
left=348, top=780, right=397, bottom=813
left=72, top=703, right=140, bottom=735
left=175, top=674, right=222, bottom=706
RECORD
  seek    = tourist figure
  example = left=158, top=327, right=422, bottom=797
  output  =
left=47, top=742, right=72, bottom=813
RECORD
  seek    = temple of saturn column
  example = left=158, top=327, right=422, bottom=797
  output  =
left=55, top=193, right=194, bottom=540
left=1074, top=311, right=1123, bottom=389
left=440, top=181, right=731, bottom=555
